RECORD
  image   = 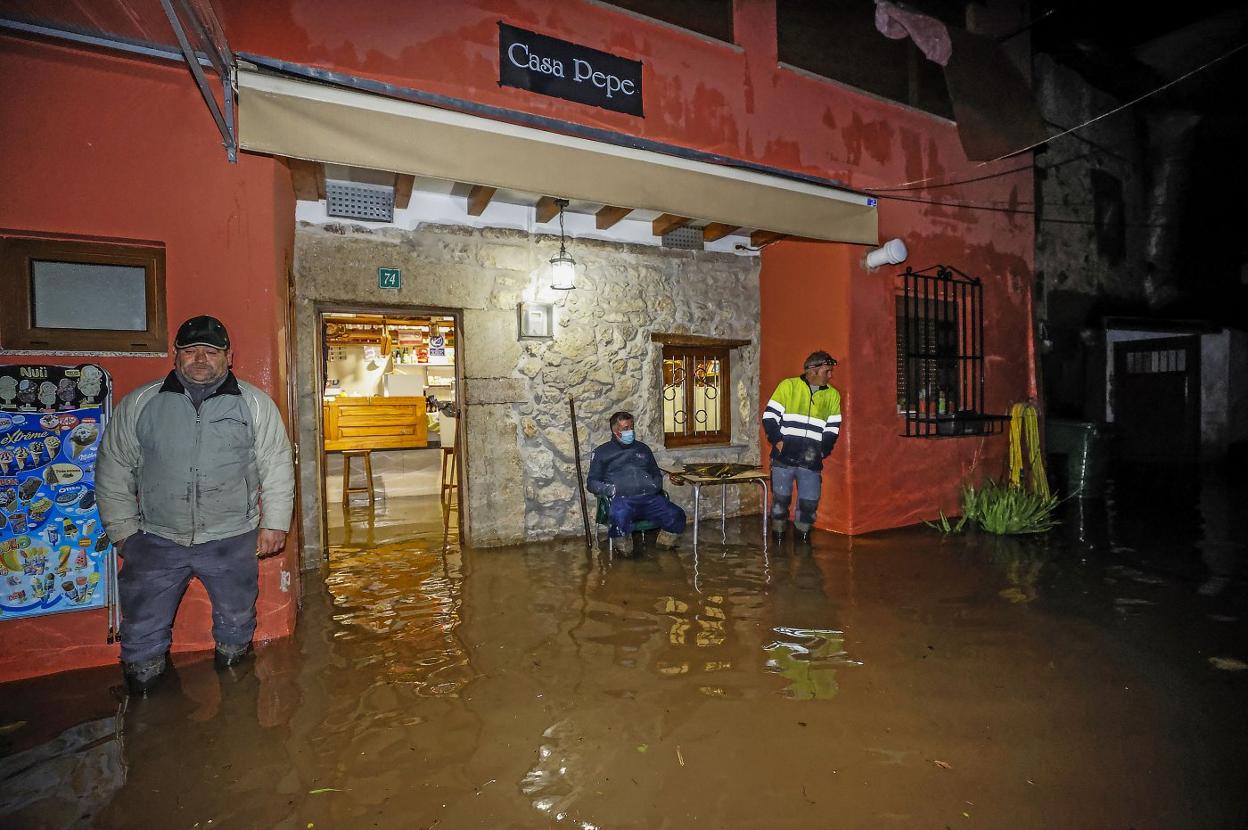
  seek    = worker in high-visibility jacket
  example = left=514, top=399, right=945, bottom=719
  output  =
left=762, top=351, right=842, bottom=543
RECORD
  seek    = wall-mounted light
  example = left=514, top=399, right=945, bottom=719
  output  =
left=863, top=238, right=908, bottom=270
left=550, top=199, right=576, bottom=290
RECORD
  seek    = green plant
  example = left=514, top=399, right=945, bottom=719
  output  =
left=924, top=510, right=968, bottom=534
left=960, top=479, right=1059, bottom=535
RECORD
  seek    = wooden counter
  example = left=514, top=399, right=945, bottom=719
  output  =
left=323, top=395, right=428, bottom=452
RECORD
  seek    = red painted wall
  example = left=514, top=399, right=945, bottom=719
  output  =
left=0, top=36, right=299, bottom=683
left=761, top=215, right=1034, bottom=535
left=1, top=0, right=1035, bottom=683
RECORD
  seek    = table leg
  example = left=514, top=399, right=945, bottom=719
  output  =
left=720, top=484, right=727, bottom=543
left=756, top=479, right=770, bottom=552
left=692, top=483, right=701, bottom=550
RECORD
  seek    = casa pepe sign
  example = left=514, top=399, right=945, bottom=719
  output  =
left=498, top=22, right=643, bottom=117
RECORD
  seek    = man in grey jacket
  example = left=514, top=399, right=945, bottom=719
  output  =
left=96, top=315, right=294, bottom=695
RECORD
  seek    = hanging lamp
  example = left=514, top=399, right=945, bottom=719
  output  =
left=549, top=199, right=576, bottom=290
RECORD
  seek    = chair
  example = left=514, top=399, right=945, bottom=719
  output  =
left=440, top=447, right=458, bottom=499
left=595, top=493, right=666, bottom=554
left=341, top=449, right=375, bottom=507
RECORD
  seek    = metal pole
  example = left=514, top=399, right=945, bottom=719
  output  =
left=568, top=397, right=592, bottom=551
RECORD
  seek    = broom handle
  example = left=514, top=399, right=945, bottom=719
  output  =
left=569, top=397, right=593, bottom=551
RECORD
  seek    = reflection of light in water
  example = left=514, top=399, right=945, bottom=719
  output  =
left=519, top=720, right=601, bottom=830
left=325, top=540, right=473, bottom=696
left=764, top=627, right=861, bottom=700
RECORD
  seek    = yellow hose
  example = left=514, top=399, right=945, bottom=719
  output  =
left=1009, top=403, right=1049, bottom=498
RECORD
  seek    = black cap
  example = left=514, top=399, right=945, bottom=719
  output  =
left=803, top=350, right=838, bottom=369
left=175, top=315, right=230, bottom=350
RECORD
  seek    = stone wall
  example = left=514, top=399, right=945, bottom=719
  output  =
left=293, top=222, right=760, bottom=558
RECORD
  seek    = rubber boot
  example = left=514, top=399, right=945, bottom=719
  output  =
left=123, top=652, right=168, bottom=697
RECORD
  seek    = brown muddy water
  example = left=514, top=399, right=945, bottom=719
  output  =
left=3, top=471, right=1247, bottom=829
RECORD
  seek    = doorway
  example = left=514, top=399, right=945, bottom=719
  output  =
left=1111, top=334, right=1201, bottom=464
left=317, top=308, right=462, bottom=554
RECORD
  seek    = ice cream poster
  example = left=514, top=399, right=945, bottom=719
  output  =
left=0, top=364, right=111, bottom=620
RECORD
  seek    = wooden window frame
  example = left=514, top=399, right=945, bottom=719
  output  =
left=653, top=333, right=749, bottom=449
left=0, top=230, right=167, bottom=353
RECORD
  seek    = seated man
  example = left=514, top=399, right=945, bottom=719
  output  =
left=586, top=410, right=686, bottom=555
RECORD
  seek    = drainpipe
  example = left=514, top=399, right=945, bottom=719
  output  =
left=1142, top=109, right=1201, bottom=309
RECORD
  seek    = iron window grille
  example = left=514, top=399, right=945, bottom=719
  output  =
left=896, top=264, right=1006, bottom=437
left=661, top=344, right=731, bottom=447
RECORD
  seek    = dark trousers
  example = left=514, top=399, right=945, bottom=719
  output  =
left=608, top=493, right=687, bottom=538
left=118, top=529, right=259, bottom=664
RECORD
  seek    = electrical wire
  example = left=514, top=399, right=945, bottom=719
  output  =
left=872, top=191, right=1182, bottom=227
left=875, top=39, right=1248, bottom=191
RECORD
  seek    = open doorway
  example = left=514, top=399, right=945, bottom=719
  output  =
left=317, top=308, right=462, bottom=554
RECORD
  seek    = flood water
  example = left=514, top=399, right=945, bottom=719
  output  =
left=3, top=470, right=1247, bottom=829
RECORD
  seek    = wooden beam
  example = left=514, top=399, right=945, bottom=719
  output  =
left=750, top=230, right=787, bottom=247
left=650, top=332, right=752, bottom=348
left=595, top=205, right=632, bottom=230
left=702, top=223, right=739, bottom=242
left=535, top=196, right=561, bottom=223
left=467, top=185, right=496, bottom=216
left=289, top=159, right=323, bottom=201
left=393, top=174, right=415, bottom=209
left=652, top=214, right=690, bottom=236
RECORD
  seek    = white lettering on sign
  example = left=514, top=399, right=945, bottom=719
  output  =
left=572, top=58, right=633, bottom=99
left=507, top=40, right=638, bottom=99
left=508, top=42, right=566, bottom=78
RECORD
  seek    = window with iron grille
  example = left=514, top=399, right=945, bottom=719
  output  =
left=896, top=265, right=1005, bottom=437
left=654, top=334, right=750, bottom=447
left=661, top=344, right=731, bottom=447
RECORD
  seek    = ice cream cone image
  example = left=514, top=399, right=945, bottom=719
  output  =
left=0, top=450, right=11, bottom=475
left=13, top=447, right=27, bottom=470
left=29, top=441, right=44, bottom=465
left=69, top=423, right=97, bottom=458
left=44, top=435, right=60, bottom=459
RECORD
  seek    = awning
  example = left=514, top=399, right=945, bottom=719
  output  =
left=237, top=69, right=878, bottom=245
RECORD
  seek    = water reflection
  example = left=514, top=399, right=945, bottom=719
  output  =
left=2, top=469, right=1246, bottom=828
left=325, top=539, right=472, bottom=695
left=763, top=627, right=861, bottom=700
left=0, top=714, right=124, bottom=827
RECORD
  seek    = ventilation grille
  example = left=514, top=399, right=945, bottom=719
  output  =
left=661, top=225, right=704, bottom=250
left=326, top=180, right=395, bottom=222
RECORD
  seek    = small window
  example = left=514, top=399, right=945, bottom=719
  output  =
left=654, top=334, right=748, bottom=448
left=0, top=231, right=167, bottom=352
left=896, top=265, right=1005, bottom=437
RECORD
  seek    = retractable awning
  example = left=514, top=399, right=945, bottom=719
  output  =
left=237, top=69, right=878, bottom=245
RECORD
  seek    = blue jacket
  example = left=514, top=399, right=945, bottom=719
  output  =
left=587, top=438, right=664, bottom=498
